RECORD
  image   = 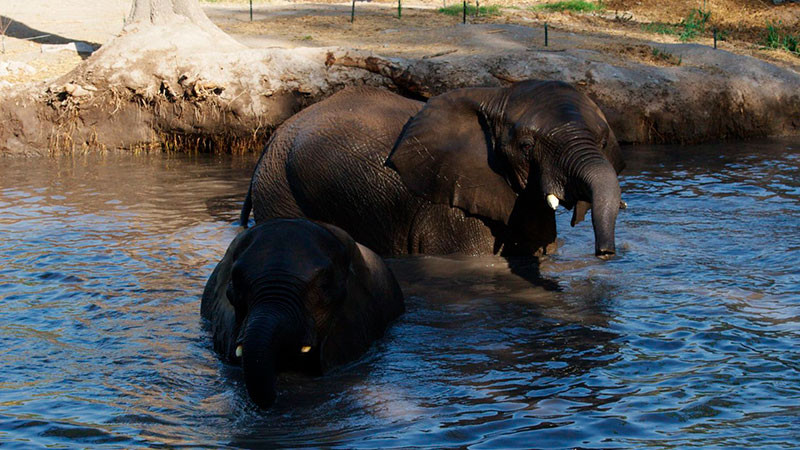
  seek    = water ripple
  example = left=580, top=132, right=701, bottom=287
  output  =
left=0, top=141, right=799, bottom=448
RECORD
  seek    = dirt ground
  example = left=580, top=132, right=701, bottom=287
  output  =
left=206, top=0, right=800, bottom=69
left=0, top=0, right=128, bottom=84
left=0, top=0, right=797, bottom=89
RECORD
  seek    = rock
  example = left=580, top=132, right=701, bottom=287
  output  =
left=8, top=61, right=36, bottom=75
left=63, top=83, right=91, bottom=97
left=0, top=61, right=36, bottom=76
left=41, top=42, right=95, bottom=55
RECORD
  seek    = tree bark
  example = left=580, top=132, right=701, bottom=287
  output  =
left=128, top=0, right=219, bottom=26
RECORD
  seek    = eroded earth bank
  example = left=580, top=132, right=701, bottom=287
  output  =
left=0, top=0, right=798, bottom=156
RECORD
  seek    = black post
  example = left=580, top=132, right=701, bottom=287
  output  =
left=398, top=0, right=402, bottom=18
left=351, top=0, right=355, bottom=22
left=713, top=28, right=717, bottom=49
left=463, top=0, right=467, bottom=24
left=544, top=22, right=548, bottom=47
left=250, top=0, right=253, bottom=21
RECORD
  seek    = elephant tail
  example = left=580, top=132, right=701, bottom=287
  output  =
left=239, top=184, right=252, bottom=229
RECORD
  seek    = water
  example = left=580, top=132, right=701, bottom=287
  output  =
left=1, top=139, right=798, bottom=448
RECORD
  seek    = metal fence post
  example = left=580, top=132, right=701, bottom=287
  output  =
left=544, top=22, right=548, bottom=46
left=463, top=0, right=466, bottom=24
left=250, top=0, right=253, bottom=21
left=351, top=0, right=355, bottom=22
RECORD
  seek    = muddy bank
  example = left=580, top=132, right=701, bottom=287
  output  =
left=0, top=6, right=798, bottom=155
left=349, top=29, right=800, bottom=144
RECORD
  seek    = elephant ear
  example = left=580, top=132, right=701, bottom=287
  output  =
left=387, top=87, right=518, bottom=224
left=566, top=86, right=625, bottom=175
left=583, top=98, right=625, bottom=175
left=316, top=224, right=405, bottom=372
left=602, top=126, right=626, bottom=175
left=201, top=229, right=249, bottom=361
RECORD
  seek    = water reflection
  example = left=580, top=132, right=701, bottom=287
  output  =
left=1, top=138, right=799, bottom=448
left=227, top=259, right=622, bottom=448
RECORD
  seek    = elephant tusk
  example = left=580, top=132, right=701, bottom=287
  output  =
left=300, top=346, right=311, bottom=353
left=235, top=345, right=243, bottom=358
left=546, top=194, right=559, bottom=210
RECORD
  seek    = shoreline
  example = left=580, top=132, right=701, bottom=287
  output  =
left=0, top=0, right=798, bottom=155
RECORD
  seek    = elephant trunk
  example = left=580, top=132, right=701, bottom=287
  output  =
left=579, top=159, right=621, bottom=258
left=240, top=295, right=304, bottom=408
left=563, top=144, right=620, bottom=258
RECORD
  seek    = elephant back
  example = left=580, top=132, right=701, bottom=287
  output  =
left=255, top=87, right=425, bottom=255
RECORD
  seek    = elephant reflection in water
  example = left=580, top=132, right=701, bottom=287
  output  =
left=223, top=261, right=622, bottom=444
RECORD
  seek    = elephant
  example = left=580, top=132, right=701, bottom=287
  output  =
left=240, top=80, right=625, bottom=258
left=201, top=218, right=405, bottom=408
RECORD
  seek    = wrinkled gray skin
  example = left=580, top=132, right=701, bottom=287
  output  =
left=241, top=80, right=625, bottom=258
left=201, top=219, right=405, bottom=408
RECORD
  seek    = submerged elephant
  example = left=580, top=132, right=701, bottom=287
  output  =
left=201, top=219, right=405, bottom=408
left=241, top=80, right=625, bottom=258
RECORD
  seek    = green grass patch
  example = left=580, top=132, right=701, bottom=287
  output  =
left=438, top=4, right=502, bottom=16
left=763, top=21, right=799, bottom=56
left=651, top=47, right=681, bottom=65
left=679, top=8, right=711, bottom=42
left=530, top=1, right=604, bottom=13
left=641, top=23, right=678, bottom=36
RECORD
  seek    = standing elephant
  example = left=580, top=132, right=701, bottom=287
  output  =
left=241, top=80, right=625, bottom=258
left=201, top=219, right=405, bottom=408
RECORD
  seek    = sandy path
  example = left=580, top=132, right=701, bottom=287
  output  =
left=204, top=0, right=800, bottom=70
left=1, top=0, right=797, bottom=87
left=0, top=0, right=129, bottom=44
left=0, top=0, right=128, bottom=84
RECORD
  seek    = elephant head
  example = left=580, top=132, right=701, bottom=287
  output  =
left=201, top=219, right=404, bottom=408
left=387, top=80, right=625, bottom=258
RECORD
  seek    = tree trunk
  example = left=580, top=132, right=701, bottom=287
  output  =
left=124, top=0, right=241, bottom=48
left=128, top=0, right=222, bottom=28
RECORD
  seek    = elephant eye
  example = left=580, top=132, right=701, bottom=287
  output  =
left=227, top=281, right=246, bottom=310
left=316, top=267, right=345, bottom=304
left=520, top=140, right=535, bottom=154
left=598, top=129, right=609, bottom=148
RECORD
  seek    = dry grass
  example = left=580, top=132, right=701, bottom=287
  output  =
left=214, top=0, right=800, bottom=69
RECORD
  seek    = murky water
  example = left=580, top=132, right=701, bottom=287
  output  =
left=1, top=139, right=798, bottom=448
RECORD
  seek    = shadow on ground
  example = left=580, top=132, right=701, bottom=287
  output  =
left=1, top=15, right=99, bottom=59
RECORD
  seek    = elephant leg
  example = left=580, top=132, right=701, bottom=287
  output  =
left=250, top=131, right=305, bottom=223
left=500, top=193, right=558, bottom=257
left=409, top=203, right=495, bottom=255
